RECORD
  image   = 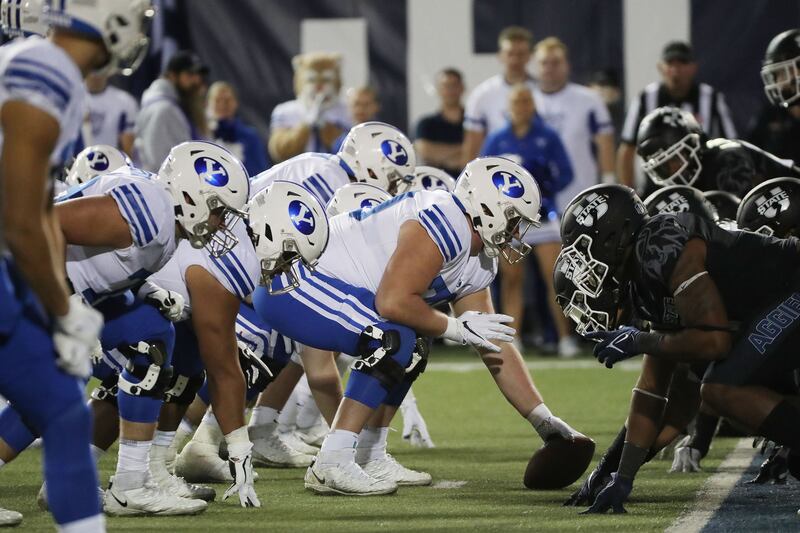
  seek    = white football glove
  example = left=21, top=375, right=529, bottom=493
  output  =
left=400, top=395, right=435, bottom=448
left=53, top=294, right=104, bottom=379
left=527, top=403, right=584, bottom=442
left=222, top=431, right=261, bottom=508
left=442, top=311, right=515, bottom=353
left=143, top=284, right=185, bottom=322
left=670, top=445, right=702, bottom=473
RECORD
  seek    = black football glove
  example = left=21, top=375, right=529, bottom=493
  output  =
left=564, top=464, right=611, bottom=507
left=580, top=473, right=632, bottom=514
left=237, top=341, right=274, bottom=392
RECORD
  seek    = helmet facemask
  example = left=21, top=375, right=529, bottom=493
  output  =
left=96, top=4, right=154, bottom=77
left=641, top=133, right=702, bottom=186
left=762, top=57, right=800, bottom=108
left=557, top=290, right=612, bottom=336
left=484, top=206, right=539, bottom=264
left=258, top=240, right=319, bottom=296
left=185, top=196, right=244, bottom=258
left=559, top=234, right=610, bottom=297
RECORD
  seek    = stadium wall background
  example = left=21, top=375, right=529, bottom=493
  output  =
left=118, top=0, right=800, bottom=144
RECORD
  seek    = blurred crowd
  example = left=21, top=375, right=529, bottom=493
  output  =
left=90, top=26, right=797, bottom=358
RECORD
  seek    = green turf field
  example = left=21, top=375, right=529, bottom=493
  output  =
left=2, top=348, right=738, bottom=532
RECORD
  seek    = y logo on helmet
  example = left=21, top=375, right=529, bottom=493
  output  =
left=575, top=193, right=609, bottom=226
left=381, top=140, right=408, bottom=166
left=755, top=187, right=790, bottom=219
left=88, top=151, right=110, bottom=171
left=656, top=192, right=690, bottom=214
left=491, top=171, right=525, bottom=198
left=288, top=200, right=315, bottom=236
left=194, top=157, right=229, bottom=187
left=360, top=198, right=380, bottom=209
left=421, top=176, right=446, bottom=191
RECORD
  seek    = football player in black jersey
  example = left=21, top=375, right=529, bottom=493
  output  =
left=636, top=106, right=800, bottom=199
left=556, top=183, right=800, bottom=514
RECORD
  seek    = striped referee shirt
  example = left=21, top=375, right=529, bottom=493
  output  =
left=620, top=81, right=737, bottom=144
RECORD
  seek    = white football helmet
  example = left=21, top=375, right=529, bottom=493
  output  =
left=0, top=0, right=46, bottom=37
left=337, top=121, right=415, bottom=191
left=454, top=157, right=541, bottom=263
left=65, top=144, right=132, bottom=188
left=326, top=182, right=391, bottom=217
left=395, top=165, right=456, bottom=195
left=156, top=141, right=250, bottom=257
left=42, top=0, right=154, bottom=76
left=248, top=180, right=329, bottom=294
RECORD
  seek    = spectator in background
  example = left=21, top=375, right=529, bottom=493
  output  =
left=462, top=26, right=537, bottom=165
left=414, top=68, right=465, bottom=177
left=269, top=52, right=350, bottom=163
left=532, top=37, right=615, bottom=212
left=207, top=81, right=270, bottom=176
left=617, top=41, right=737, bottom=191
left=588, top=69, right=624, bottom=145
left=134, top=50, right=208, bottom=172
left=480, top=84, right=577, bottom=357
left=747, top=101, right=800, bottom=164
left=331, top=86, right=380, bottom=153
left=85, top=72, right=138, bottom=157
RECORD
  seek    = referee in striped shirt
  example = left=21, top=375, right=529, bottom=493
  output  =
left=617, top=41, right=737, bottom=189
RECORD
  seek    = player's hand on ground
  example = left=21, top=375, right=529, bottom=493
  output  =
left=444, top=311, right=515, bottom=353
left=223, top=451, right=261, bottom=508
left=670, top=445, right=703, bottom=473
left=580, top=472, right=632, bottom=514
left=564, top=465, right=610, bottom=507
left=53, top=294, right=104, bottom=379
left=584, top=326, right=645, bottom=368
left=144, top=285, right=185, bottom=322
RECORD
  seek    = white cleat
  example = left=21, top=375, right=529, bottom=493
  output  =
left=0, top=507, right=21, bottom=527
left=151, top=470, right=216, bottom=502
left=360, top=454, right=432, bottom=486
left=304, top=450, right=397, bottom=496
left=250, top=423, right=314, bottom=468
left=103, top=476, right=207, bottom=516
left=175, top=441, right=232, bottom=483
left=296, top=421, right=328, bottom=448
left=280, top=430, right=321, bottom=455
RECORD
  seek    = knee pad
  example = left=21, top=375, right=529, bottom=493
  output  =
left=164, top=371, right=206, bottom=405
left=117, top=341, right=173, bottom=398
left=403, top=336, right=431, bottom=384
left=352, top=325, right=407, bottom=391
left=90, top=374, right=120, bottom=408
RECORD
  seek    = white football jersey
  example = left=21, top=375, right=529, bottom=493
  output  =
left=0, top=36, right=86, bottom=169
left=464, top=74, right=537, bottom=135
left=62, top=168, right=177, bottom=304
left=86, top=85, right=138, bottom=148
left=250, top=152, right=351, bottom=205
left=145, top=221, right=259, bottom=319
left=317, top=190, right=495, bottom=305
left=533, top=83, right=614, bottom=211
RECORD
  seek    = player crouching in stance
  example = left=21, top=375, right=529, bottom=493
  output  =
left=555, top=183, right=800, bottom=514
left=254, top=156, right=585, bottom=496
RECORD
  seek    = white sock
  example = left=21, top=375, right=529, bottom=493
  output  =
left=193, top=413, right=224, bottom=446
left=90, top=444, right=105, bottom=464
left=57, top=513, right=105, bottom=533
left=153, top=430, right=176, bottom=448
left=277, top=388, right=303, bottom=432
left=250, top=406, right=279, bottom=427
left=297, top=402, right=321, bottom=431
left=319, top=429, right=358, bottom=456
left=116, top=439, right=151, bottom=480
left=178, top=418, right=196, bottom=435
left=356, top=427, right=389, bottom=463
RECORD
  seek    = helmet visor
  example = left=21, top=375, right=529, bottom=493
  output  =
left=641, top=133, right=702, bottom=186
left=761, top=57, right=800, bottom=108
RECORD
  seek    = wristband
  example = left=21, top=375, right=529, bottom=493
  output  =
left=224, top=426, right=253, bottom=458
left=442, top=316, right=460, bottom=341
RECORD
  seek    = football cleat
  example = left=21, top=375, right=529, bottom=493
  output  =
left=103, top=476, right=207, bottom=516
left=360, top=454, right=432, bottom=486
left=304, top=450, right=397, bottom=496
left=280, top=430, right=321, bottom=455
left=150, top=470, right=216, bottom=501
left=250, top=423, right=314, bottom=468
left=296, top=420, right=328, bottom=448
left=176, top=441, right=243, bottom=484
left=0, top=507, right=21, bottom=527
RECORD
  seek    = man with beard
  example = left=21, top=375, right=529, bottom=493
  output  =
left=134, top=50, right=208, bottom=172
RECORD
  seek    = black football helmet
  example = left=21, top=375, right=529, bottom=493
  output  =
left=762, top=29, right=800, bottom=108
left=736, top=177, right=800, bottom=238
left=637, top=107, right=704, bottom=187
left=554, top=250, right=623, bottom=335
left=644, top=185, right=718, bottom=223
left=703, top=190, right=741, bottom=221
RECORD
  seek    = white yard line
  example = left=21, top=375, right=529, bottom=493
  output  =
left=426, top=359, right=642, bottom=372
left=665, top=438, right=755, bottom=533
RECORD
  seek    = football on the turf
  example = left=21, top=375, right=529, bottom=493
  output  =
left=523, top=435, right=595, bottom=490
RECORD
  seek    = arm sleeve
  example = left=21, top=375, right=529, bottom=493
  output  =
left=416, top=203, right=468, bottom=264
left=2, top=55, right=74, bottom=123
left=634, top=215, right=691, bottom=287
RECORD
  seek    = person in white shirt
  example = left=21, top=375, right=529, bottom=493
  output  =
left=532, top=37, right=616, bottom=212
left=462, top=26, right=537, bottom=165
left=85, top=72, right=138, bottom=157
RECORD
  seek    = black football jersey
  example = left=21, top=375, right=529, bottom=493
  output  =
left=628, top=212, right=800, bottom=329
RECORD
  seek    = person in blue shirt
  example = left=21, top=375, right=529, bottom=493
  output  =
left=207, top=81, right=270, bottom=175
left=480, top=83, right=578, bottom=357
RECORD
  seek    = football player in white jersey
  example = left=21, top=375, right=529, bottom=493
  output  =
left=0, top=141, right=249, bottom=516
left=0, top=1, right=151, bottom=530
left=254, top=157, right=585, bottom=495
